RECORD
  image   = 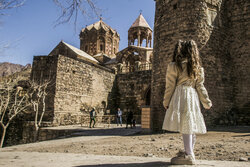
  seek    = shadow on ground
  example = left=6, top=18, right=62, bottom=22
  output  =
left=50, top=126, right=142, bottom=139
left=74, top=161, right=171, bottom=167
left=51, top=125, right=250, bottom=140
left=207, top=126, right=250, bottom=133
left=232, top=134, right=250, bottom=137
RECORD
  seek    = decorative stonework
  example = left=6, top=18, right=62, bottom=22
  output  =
left=128, top=14, right=153, bottom=48
left=80, top=19, right=120, bottom=59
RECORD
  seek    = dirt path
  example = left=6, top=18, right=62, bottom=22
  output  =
left=1, top=151, right=250, bottom=167
left=2, top=125, right=249, bottom=162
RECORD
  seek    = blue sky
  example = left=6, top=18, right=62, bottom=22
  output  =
left=0, top=0, right=155, bottom=65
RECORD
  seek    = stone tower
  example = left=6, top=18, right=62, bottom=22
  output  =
left=151, top=0, right=250, bottom=131
left=116, top=13, right=153, bottom=70
left=114, top=13, right=153, bottom=116
left=128, top=13, right=153, bottom=48
left=80, top=18, right=120, bottom=59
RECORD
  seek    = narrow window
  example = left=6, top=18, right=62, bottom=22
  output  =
left=173, top=4, right=177, bottom=10
left=85, top=45, right=88, bottom=52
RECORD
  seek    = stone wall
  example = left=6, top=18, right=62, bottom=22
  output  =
left=224, top=0, right=250, bottom=124
left=0, top=116, right=25, bottom=147
left=115, top=70, right=151, bottom=117
left=31, top=54, right=116, bottom=125
left=52, top=55, right=116, bottom=125
left=152, top=0, right=249, bottom=131
left=31, top=56, right=58, bottom=121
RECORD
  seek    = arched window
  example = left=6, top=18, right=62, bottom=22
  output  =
left=113, top=40, right=117, bottom=54
left=100, top=44, right=103, bottom=51
left=85, top=45, right=88, bottom=52
left=107, top=38, right=112, bottom=55
left=99, top=36, right=105, bottom=52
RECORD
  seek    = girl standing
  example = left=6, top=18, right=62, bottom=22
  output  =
left=162, top=40, right=212, bottom=165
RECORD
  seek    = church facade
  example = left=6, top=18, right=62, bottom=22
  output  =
left=31, top=14, right=153, bottom=125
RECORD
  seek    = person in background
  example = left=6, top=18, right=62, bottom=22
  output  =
left=116, top=108, right=123, bottom=126
left=89, top=107, right=96, bottom=128
left=132, top=118, right=136, bottom=128
left=126, top=109, right=133, bottom=129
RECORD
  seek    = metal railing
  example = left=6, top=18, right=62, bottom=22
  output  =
left=119, top=63, right=152, bottom=73
left=138, top=63, right=152, bottom=71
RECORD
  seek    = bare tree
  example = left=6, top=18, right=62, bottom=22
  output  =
left=0, top=0, right=25, bottom=16
left=1, top=0, right=100, bottom=54
left=0, top=77, right=30, bottom=148
left=53, top=0, right=100, bottom=27
left=27, top=79, right=50, bottom=141
left=1, top=0, right=100, bottom=26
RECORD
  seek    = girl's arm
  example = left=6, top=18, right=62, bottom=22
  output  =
left=195, top=68, right=212, bottom=109
left=163, top=63, right=178, bottom=109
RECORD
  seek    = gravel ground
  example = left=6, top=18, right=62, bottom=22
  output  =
left=4, top=125, right=249, bottom=162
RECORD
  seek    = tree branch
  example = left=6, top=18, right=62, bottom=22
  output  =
left=0, top=0, right=25, bottom=15
left=53, top=0, right=101, bottom=28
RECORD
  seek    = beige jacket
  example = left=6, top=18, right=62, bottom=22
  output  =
left=163, top=61, right=212, bottom=109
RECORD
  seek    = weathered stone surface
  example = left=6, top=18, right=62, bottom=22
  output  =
left=80, top=19, right=120, bottom=59
left=116, top=70, right=151, bottom=117
left=31, top=56, right=58, bottom=122
left=31, top=54, right=116, bottom=126
left=152, top=0, right=250, bottom=131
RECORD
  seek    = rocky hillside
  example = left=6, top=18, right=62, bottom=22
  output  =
left=0, top=62, right=31, bottom=77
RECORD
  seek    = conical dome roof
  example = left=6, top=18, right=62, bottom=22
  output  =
left=129, top=14, right=152, bottom=31
left=81, top=19, right=119, bottom=36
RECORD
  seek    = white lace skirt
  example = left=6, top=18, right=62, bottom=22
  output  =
left=162, top=85, right=207, bottom=134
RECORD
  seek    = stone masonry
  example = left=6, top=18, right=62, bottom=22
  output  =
left=52, top=55, right=115, bottom=125
left=31, top=52, right=115, bottom=125
left=116, top=70, right=152, bottom=115
left=31, top=56, right=58, bottom=122
left=151, top=0, right=250, bottom=131
left=80, top=19, right=120, bottom=59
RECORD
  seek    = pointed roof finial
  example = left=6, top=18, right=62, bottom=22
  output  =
left=100, top=14, right=103, bottom=21
left=129, top=13, right=152, bottom=31
left=139, top=9, right=142, bottom=15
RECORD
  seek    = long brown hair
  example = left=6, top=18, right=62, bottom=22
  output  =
left=172, top=40, right=202, bottom=79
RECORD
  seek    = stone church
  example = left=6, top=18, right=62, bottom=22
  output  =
left=31, top=0, right=249, bottom=131
left=31, top=14, right=153, bottom=125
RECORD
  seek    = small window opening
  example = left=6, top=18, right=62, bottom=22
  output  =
left=173, top=4, right=177, bottom=10
left=100, top=44, right=103, bottom=51
left=85, top=45, right=88, bottom=52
